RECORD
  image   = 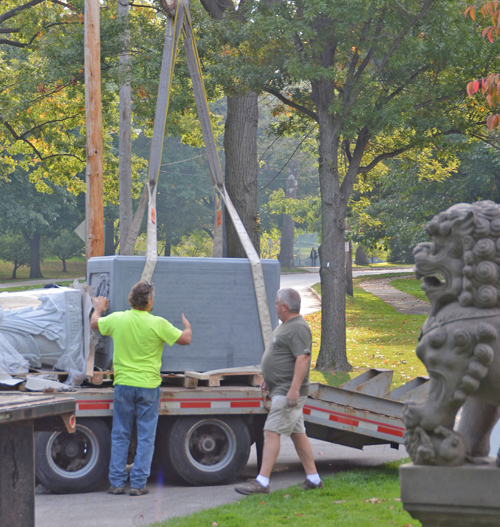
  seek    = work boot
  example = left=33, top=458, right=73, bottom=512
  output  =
left=108, top=485, right=125, bottom=495
left=300, top=479, right=324, bottom=490
left=130, top=487, right=149, bottom=496
left=235, top=478, right=270, bottom=495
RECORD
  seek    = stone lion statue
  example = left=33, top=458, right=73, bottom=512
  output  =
left=403, top=201, right=500, bottom=466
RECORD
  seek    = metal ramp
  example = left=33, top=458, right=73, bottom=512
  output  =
left=304, top=369, right=430, bottom=449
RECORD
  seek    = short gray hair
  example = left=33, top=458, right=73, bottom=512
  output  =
left=277, top=288, right=301, bottom=313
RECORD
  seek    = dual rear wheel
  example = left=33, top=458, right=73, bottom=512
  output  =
left=35, top=416, right=251, bottom=493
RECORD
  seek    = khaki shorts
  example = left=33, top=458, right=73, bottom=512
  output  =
left=263, top=395, right=307, bottom=436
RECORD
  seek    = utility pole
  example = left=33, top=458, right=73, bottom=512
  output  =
left=84, top=0, right=104, bottom=261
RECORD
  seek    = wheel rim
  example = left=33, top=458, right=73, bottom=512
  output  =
left=45, top=425, right=100, bottom=479
left=185, top=419, right=236, bottom=473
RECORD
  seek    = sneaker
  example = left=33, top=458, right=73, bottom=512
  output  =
left=108, top=485, right=125, bottom=495
left=129, top=487, right=149, bottom=496
left=235, top=478, right=270, bottom=495
left=300, top=479, right=324, bottom=490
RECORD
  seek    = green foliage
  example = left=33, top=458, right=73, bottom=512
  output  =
left=171, top=230, right=213, bottom=258
left=260, top=230, right=281, bottom=259
left=0, top=170, right=83, bottom=237
left=265, top=188, right=320, bottom=229
left=350, top=138, right=500, bottom=263
left=0, top=234, right=30, bottom=278
left=257, top=99, right=320, bottom=239
left=47, top=230, right=84, bottom=271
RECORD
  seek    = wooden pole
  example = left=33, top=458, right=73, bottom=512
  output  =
left=84, top=0, right=104, bottom=261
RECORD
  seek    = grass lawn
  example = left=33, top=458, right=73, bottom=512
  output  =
left=351, top=262, right=413, bottom=269
left=0, top=258, right=85, bottom=284
left=389, top=276, right=428, bottom=303
left=307, top=276, right=428, bottom=388
left=156, top=461, right=413, bottom=527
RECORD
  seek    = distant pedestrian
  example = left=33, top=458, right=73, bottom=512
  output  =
left=309, top=247, right=318, bottom=267
left=235, top=288, right=323, bottom=495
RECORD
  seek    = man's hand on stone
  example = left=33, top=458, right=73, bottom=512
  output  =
left=93, top=296, right=109, bottom=312
left=286, top=387, right=299, bottom=407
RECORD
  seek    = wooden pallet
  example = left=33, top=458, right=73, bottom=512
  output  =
left=184, top=366, right=262, bottom=387
left=160, top=374, right=199, bottom=389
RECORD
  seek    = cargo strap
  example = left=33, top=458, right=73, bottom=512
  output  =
left=140, top=0, right=272, bottom=346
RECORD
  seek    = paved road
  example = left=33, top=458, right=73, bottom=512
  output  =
left=0, top=277, right=84, bottom=290
left=281, top=267, right=413, bottom=315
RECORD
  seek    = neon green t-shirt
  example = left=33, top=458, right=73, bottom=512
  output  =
left=98, top=309, right=182, bottom=388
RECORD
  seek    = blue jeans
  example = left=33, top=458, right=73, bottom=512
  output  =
left=109, top=384, right=160, bottom=489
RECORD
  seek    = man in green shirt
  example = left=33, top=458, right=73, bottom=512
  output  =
left=91, top=280, right=192, bottom=496
left=235, top=288, right=322, bottom=495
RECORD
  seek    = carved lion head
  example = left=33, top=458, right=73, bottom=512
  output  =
left=415, top=201, right=500, bottom=315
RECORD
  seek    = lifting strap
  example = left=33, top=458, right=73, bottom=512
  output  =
left=140, top=0, right=272, bottom=347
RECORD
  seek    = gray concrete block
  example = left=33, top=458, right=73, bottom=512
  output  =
left=88, top=256, right=280, bottom=372
left=400, top=461, right=500, bottom=526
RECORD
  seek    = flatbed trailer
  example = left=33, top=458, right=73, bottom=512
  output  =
left=2, top=368, right=428, bottom=494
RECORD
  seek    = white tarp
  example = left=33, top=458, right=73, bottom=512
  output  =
left=0, top=287, right=85, bottom=374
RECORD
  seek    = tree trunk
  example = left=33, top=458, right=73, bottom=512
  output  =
left=11, top=260, right=18, bottom=280
left=355, top=246, right=369, bottom=265
left=23, top=232, right=43, bottom=279
left=314, top=112, right=352, bottom=372
left=345, top=241, right=353, bottom=297
left=62, top=257, right=67, bottom=273
left=118, top=0, right=132, bottom=250
left=224, top=93, right=260, bottom=258
left=104, top=218, right=115, bottom=256
left=164, top=240, right=171, bottom=256
left=278, top=161, right=299, bottom=267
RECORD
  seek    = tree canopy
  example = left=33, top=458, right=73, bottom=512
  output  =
left=197, top=0, right=500, bottom=370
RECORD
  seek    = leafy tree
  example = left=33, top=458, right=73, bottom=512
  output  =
left=47, top=230, right=84, bottom=272
left=351, top=138, right=500, bottom=262
left=0, top=169, right=83, bottom=277
left=172, top=230, right=213, bottom=257
left=465, top=2, right=500, bottom=129
left=0, top=233, right=30, bottom=279
left=198, top=0, right=261, bottom=258
left=204, top=0, right=500, bottom=371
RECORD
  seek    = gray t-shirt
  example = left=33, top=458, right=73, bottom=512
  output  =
left=261, top=315, right=312, bottom=397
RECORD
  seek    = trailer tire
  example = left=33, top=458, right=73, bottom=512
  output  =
left=35, top=418, right=111, bottom=494
left=166, top=416, right=251, bottom=486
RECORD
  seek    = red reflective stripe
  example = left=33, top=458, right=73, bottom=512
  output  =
left=76, top=400, right=113, bottom=404
left=304, top=405, right=404, bottom=433
left=329, top=414, right=359, bottom=427
left=303, top=407, right=311, bottom=415
left=180, top=402, right=211, bottom=409
left=161, top=398, right=262, bottom=403
left=79, top=403, right=110, bottom=410
left=378, top=426, right=404, bottom=438
left=230, top=401, right=261, bottom=408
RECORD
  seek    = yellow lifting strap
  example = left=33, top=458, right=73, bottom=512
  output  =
left=140, top=0, right=272, bottom=347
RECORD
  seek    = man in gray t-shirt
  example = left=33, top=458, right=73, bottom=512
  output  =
left=235, top=288, right=323, bottom=495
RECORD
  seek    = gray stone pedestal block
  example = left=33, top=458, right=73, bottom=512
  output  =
left=400, top=461, right=500, bottom=526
